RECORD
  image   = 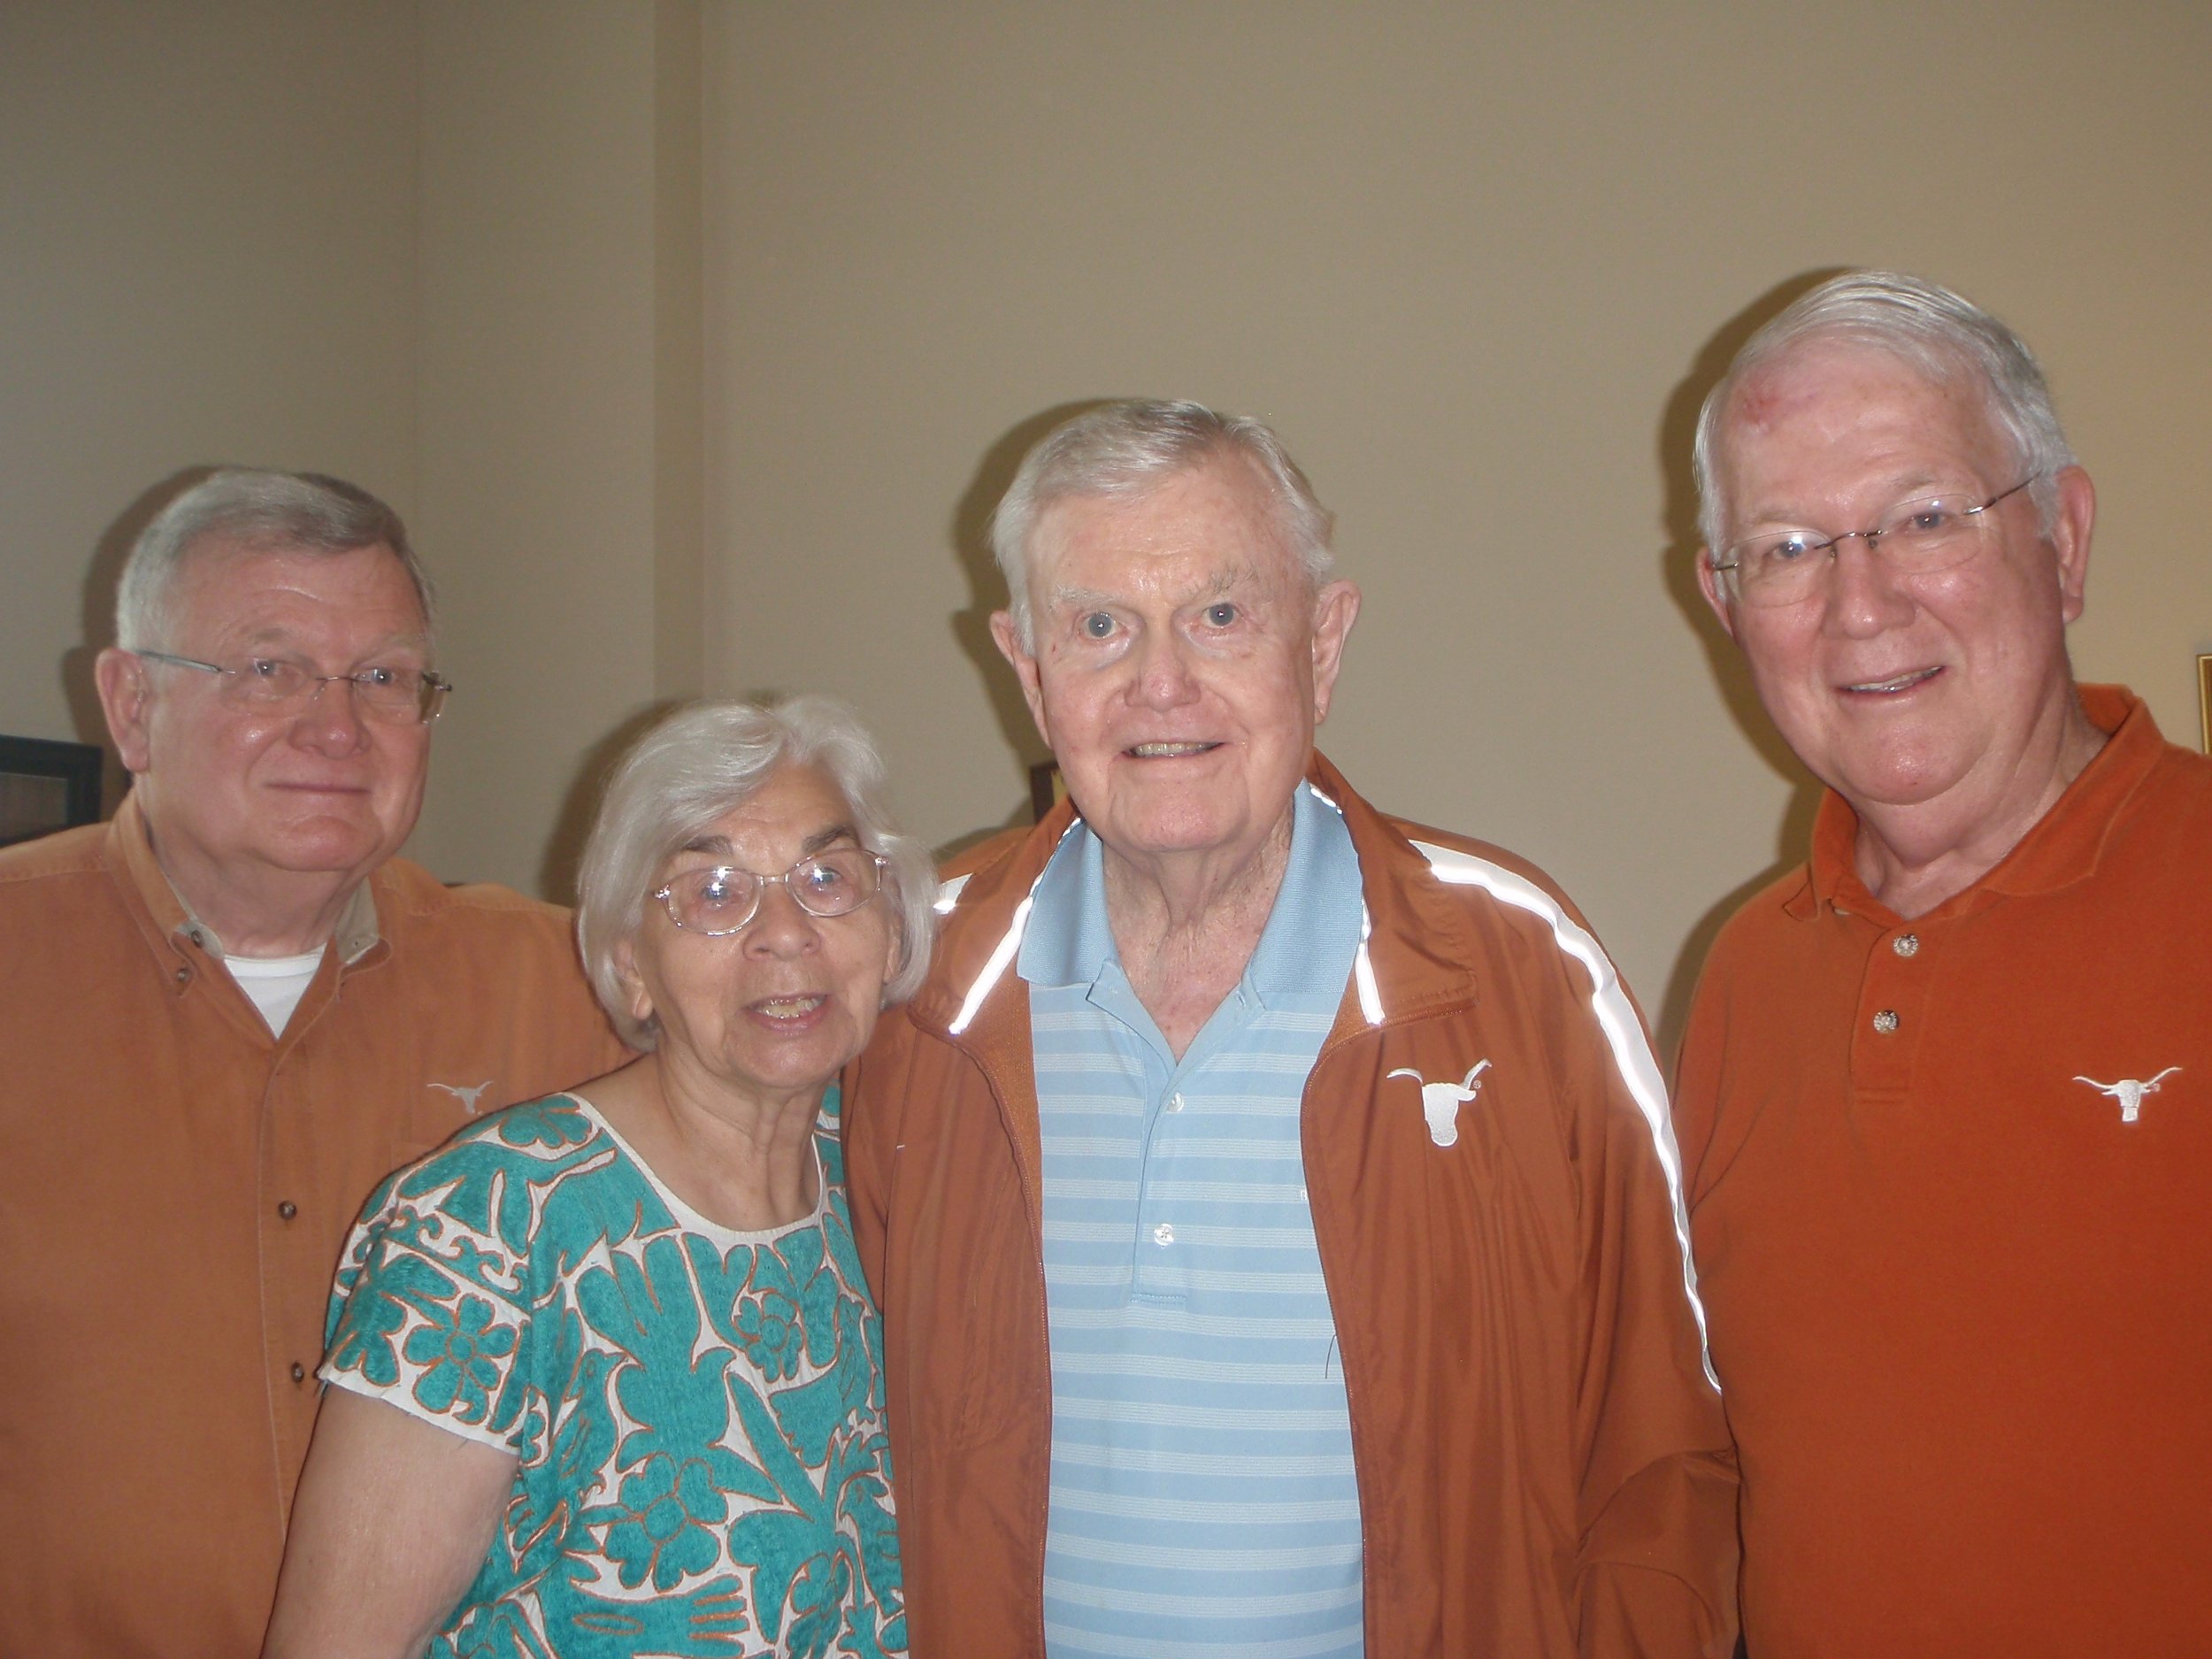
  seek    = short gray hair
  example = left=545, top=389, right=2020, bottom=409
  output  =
left=116, top=468, right=433, bottom=651
left=990, top=399, right=1336, bottom=649
left=1694, top=270, right=2077, bottom=562
left=574, top=695, right=936, bottom=1050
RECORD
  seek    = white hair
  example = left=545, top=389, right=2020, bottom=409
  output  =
left=573, top=695, right=936, bottom=1050
left=116, top=468, right=433, bottom=651
left=989, top=399, right=1336, bottom=649
left=1694, top=270, right=2077, bottom=563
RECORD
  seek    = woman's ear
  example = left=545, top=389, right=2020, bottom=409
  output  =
left=613, top=935, right=654, bottom=1029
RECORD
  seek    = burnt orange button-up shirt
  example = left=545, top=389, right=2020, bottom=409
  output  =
left=0, top=795, right=630, bottom=1658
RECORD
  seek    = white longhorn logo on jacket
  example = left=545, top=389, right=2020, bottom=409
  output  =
left=1387, top=1061, right=1491, bottom=1148
left=2072, top=1066, right=2182, bottom=1124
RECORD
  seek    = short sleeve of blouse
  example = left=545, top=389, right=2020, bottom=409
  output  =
left=319, top=1106, right=580, bottom=1453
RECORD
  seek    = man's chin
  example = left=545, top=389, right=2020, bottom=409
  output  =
left=255, top=823, right=402, bottom=880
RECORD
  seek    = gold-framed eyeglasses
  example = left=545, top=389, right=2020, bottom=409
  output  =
left=653, top=849, right=887, bottom=935
left=135, top=650, right=452, bottom=723
left=1712, top=476, right=2040, bottom=608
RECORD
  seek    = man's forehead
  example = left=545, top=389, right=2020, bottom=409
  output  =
left=1036, top=464, right=1297, bottom=592
left=1045, top=558, right=1265, bottom=611
left=176, top=538, right=426, bottom=626
left=1728, top=338, right=1981, bottom=440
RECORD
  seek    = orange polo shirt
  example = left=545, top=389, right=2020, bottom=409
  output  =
left=0, top=795, right=630, bottom=1658
left=1675, top=686, right=2212, bottom=1656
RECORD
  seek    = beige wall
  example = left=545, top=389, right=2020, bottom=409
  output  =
left=5, top=4, right=2208, bottom=1051
left=0, top=2, right=419, bottom=806
left=404, top=2, right=703, bottom=895
left=704, top=3, right=2212, bottom=1046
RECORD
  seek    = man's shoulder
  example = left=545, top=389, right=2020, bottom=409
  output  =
left=370, top=858, right=595, bottom=1000
left=0, top=821, right=110, bottom=896
left=374, top=856, right=576, bottom=935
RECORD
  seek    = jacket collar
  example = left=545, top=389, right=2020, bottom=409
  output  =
left=908, top=750, right=1486, bottom=1051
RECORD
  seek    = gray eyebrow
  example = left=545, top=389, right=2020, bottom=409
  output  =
left=1044, top=566, right=1257, bottom=612
left=677, top=821, right=859, bottom=862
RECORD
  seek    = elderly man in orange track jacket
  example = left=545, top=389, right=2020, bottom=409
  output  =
left=848, top=399, right=1737, bottom=1658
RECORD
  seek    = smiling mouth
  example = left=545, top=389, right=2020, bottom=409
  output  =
left=1125, top=741, right=1221, bottom=759
left=1842, top=667, right=1943, bottom=695
left=750, top=995, right=826, bottom=1021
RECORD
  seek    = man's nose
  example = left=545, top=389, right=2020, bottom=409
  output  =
left=1822, top=534, right=1917, bottom=638
left=1129, top=628, right=1201, bottom=708
left=289, top=675, right=371, bottom=753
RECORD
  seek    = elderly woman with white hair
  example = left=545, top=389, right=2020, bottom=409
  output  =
left=265, top=696, right=932, bottom=1659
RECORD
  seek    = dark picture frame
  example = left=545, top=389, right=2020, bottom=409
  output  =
left=0, top=735, right=104, bottom=847
left=2200, top=655, right=2211, bottom=756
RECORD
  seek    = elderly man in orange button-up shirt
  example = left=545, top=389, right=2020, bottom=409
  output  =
left=1678, top=272, right=2212, bottom=1655
left=0, top=470, right=626, bottom=1658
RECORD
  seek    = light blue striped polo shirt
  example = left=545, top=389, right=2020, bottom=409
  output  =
left=1018, top=781, right=1367, bottom=1659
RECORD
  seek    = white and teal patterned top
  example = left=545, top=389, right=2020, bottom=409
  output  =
left=320, top=1087, right=905, bottom=1659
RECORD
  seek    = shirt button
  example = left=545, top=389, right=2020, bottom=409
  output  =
left=289, top=1362, right=306, bottom=1384
left=277, top=1201, right=297, bottom=1220
left=1166, top=1093, right=1185, bottom=1113
left=1892, top=933, right=1920, bottom=957
left=1872, top=1010, right=1901, bottom=1034
left=173, top=966, right=190, bottom=985
left=1151, top=1222, right=1175, bottom=1247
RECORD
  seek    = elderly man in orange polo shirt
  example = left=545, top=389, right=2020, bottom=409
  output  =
left=1678, top=271, right=2212, bottom=1655
left=0, top=470, right=626, bottom=1657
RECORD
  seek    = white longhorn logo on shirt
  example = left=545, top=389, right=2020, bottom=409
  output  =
left=1386, top=1061, right=1491, bottom=1148
left=2072, top=1067, right=2182, bottom=1125
left=428, top=1079, right=495, bottom=1116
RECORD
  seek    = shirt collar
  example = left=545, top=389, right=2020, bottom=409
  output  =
left=1794, top=683, right=2166, bottom=922
left=104, top=790, right=383, bottom=965
left=1016, top=780, right=1362, bottom=1002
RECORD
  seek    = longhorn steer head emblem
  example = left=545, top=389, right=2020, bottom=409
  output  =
left=1387, top=1061, right=1492, bottom=1148
left=2072, top=1066, right=2181, bottom=1125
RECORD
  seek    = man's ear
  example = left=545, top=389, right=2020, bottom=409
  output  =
left=1694, top=550, right=1741, bottom=643
left=96, top=648, right=156, bottom=773
left=1309, top=580, right=1362, bottom=724
left=989, top=610, right=1051, bottom=746
left=2046, top=465, right=2095, bottom=625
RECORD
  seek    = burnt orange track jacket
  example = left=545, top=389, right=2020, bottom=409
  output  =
left=847, top=754, right=1738, bottom=1658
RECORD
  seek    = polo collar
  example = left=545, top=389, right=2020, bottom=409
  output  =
left=1015, top=781, right=1359, bottom=1004
left=1793, top=683, right=2165, bottom=922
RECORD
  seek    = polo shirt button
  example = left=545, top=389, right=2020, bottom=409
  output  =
left=173, top=966, right=190, bottom=985
left=1151, top=1223, right=1175, bottom=1247
left=289, top=1362, right=306, bottom=1384
left=1892, top=933, right=1920, bottom=957
left=277, top=1201, right=297, bottom=1220
left=1166, top=1093, right=1185, bottom=1113
left=1872, top=1010, right=1901, bottom=1034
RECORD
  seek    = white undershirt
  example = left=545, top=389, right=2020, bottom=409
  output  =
left=223, top=948, right=327, bottom=1036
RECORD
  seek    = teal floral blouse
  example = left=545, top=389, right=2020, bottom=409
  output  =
left=321, top=1088, right=905, bottom=1658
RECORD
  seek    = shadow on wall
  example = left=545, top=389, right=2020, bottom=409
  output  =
left=1648, top=270, right=1840, bottom=1061
left=934, top=399, right=1112, bottom=862
left=62, top=466, right=221, bottom=818
left=536, top=700, right=691, bottom=907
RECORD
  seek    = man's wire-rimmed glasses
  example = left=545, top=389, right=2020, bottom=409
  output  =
left=653, top=849, right=888, bottom=935
left=1711, top=476, right=2041, bottom=607
left=135, top=650, right=452, bottom=723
